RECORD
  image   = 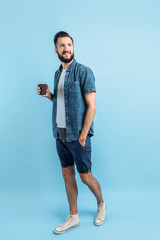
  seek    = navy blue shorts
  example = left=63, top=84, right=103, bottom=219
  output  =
left=56, top=135, right=92, bottom=173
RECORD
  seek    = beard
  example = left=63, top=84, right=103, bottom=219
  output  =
left=57, top=51, right=74, bottom=63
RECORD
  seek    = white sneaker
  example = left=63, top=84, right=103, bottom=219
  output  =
left=94, top=201, right=106, bottom=226
left=54, top=213, right=80, bottom=234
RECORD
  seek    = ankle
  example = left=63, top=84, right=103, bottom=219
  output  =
left=98, top=200, right=104, bottom=205
left=70, top=210, right=78, bottom=215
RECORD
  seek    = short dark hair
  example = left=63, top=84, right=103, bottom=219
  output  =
left=54, top=31, right=73, bottom=47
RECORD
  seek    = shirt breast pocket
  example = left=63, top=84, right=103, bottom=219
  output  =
left=68, top=80, right=82, bottom=98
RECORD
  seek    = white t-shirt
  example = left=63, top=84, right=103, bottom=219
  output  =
left=56, top=68, right=67, bottom=128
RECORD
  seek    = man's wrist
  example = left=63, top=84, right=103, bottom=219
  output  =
left=79, top=132, right=87, bottom=139
left=48, top=91, right=53, bottom=101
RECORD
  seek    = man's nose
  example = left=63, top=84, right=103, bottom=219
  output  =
left=64, top=46, right=69, bottom=52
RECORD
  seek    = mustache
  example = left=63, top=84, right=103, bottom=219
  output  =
left=63, top=51, right=71, bottom=54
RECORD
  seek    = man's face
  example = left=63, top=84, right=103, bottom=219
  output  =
left=55, top=37, right=74, bottom=63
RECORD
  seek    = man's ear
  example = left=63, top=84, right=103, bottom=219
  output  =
left=54, top=47, right=58, bottom=55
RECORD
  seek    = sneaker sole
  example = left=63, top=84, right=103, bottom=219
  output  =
left=94, top=217, right=106, bottom=226
left=54, top=222, right=80, bottom=234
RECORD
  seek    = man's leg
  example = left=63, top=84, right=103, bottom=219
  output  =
left=54, top=139, right=80, bottom=234
left=79, top=171, right=104, bottom=204
left=62, top=165, right=78, bottom=215
left=79, top=171, right=106, bottom=226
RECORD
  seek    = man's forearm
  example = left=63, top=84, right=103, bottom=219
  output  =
left=48, top=91, right=53, bottom=102
left=80, top=106, right=96, bottom=138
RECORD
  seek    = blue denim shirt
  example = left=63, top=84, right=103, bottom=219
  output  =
left=52, top=58, right=96, bottom=142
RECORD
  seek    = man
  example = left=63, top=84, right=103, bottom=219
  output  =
left=37, top=31, right=106, bottom=234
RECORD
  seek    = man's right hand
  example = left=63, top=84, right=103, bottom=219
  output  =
left=37, top=84, right=53, bottom=102
left=37, top=84, right=50, bottom=98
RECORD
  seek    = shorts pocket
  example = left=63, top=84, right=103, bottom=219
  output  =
left=77, top=139, right=86, bottom=148
left=77, top=135, right=91, bottom=151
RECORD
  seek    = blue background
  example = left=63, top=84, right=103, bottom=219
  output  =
left=0, top=0, right=160, bottom=239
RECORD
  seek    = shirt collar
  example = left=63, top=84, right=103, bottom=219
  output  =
left=58, top=58, right=76, bottom=72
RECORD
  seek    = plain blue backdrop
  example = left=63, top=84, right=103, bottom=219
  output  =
left=0, top=0, right=160, bottom=239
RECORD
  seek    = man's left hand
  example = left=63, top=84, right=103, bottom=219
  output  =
left=78, top=135, right=86, bottom=147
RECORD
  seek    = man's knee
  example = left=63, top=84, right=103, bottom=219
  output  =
left=79, top=172, right=92, bottom=185
left=62, top=166, right=75, bottom=179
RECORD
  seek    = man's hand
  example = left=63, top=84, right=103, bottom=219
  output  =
left=78, top=134, right=86, bottom=147
left=37, top=84, right=53, bottom=101
left=37, top=84, right=50, bottom=97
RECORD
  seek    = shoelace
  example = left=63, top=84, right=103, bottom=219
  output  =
left=96, top=204, right=105, bottom=220
left=59, top=215, right=73, bottom=228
